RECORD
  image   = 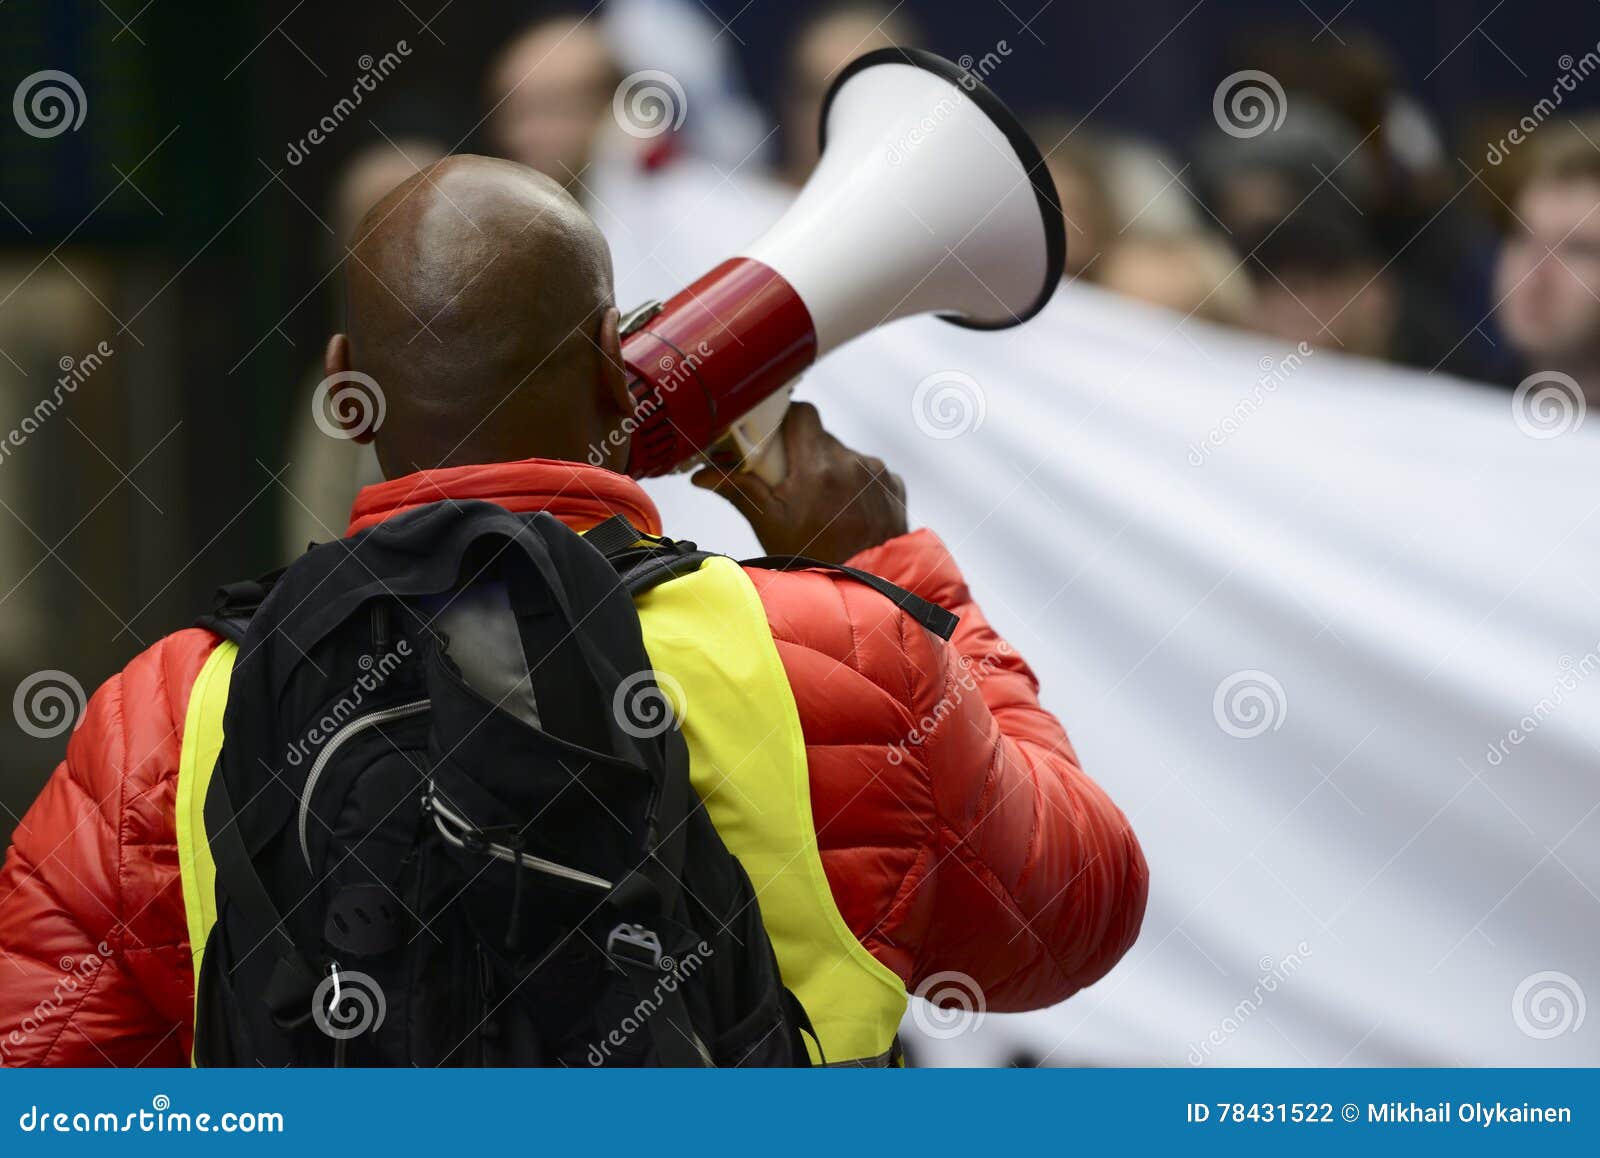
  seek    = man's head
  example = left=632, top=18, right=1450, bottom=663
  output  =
left=1495, top=120, right=1600, bottom=369
left=484, top=16, right=620, bottom=189
left=1240, top=208, right=1395, bottom=357
left=325, top=154, right=632, bottom=479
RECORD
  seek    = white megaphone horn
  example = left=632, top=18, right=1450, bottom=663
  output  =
left=619, top=46, right=1065, bottom=483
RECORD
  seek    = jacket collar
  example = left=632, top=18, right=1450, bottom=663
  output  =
left=344, top=457, right=662, bottom=538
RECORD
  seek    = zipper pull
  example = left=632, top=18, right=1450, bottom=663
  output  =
left=370, top=602, right=391, bottom=651
left=327, top=960, right=349, bottom=1068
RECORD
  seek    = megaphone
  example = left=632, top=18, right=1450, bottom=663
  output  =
left=619, top=46, right=1064, bottom=483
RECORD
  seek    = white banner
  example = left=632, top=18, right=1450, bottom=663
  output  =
left=644, top=283, right=1600, bottom=1066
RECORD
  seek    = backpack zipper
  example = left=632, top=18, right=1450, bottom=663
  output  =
left=425, top=788, right=613, bottom=890
left=298, top=699, right=430, bottom=870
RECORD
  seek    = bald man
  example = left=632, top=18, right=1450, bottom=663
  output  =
left=331, top=156, right=632, bottom=479
left=0, top=156, right=1147, bottom=1066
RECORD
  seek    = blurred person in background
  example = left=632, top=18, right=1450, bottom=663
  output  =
left=603, top=0, right=773, bottom=171
left=1206, top=29, right=1500, bottom=373
left=1094, top=133, right=1206, bottom=239
left=1494, top=118, right=1600, bottom=404
left=1031, top=114, right=1205, bottom=274
left=779, top=2, right=922, bottom=187
left=484, top=13, right=620, bottom=193
left=280, top=136, right=445, bottom=558
left=1221, top=34, right=1452, bottom=253
left=1099, top=230, right=1254, bottom=326
left=484, top=10, right=789, bottom=305
left=1194, top=98, right=1381, bottom=241
left=1237, top=205, right=1481, bottom=376
left=1030, top=119, right=1115, bottom=283
left=1239, top=208, right=1396, bottom=360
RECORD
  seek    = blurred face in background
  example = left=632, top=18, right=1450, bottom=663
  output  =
left=783, top=11, right=909, bottom=184
left=1496, top=176, right=1600, bottom=366
left=487, top=21, right=617, bottom=188
left=1252, top=266, right=1394, bottom=359
left=1213, top=168, right=1299, bottom=237
left=1045, top=151, right=1113, bottom=281
left=1099, top=234, right=1255, bottom=326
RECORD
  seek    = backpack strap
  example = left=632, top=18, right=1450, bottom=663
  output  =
left=740, top=555, right=959, bottom=641
left=581, top=513, right=651, bottom=557
left=602, top=871, right=713, bottom=1068
left=606, top=660, right=711, bottom=1066
left=201, top=754, right=322, bottom=1032
left=619, top=549, right=718, bottom=597
left=584, top=515, right=959, bottom=639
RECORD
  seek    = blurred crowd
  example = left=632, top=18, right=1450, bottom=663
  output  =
left=278, top=1, right=1600, bottom=549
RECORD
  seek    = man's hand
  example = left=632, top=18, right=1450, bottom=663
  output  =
left=692, top=402, right=908, bottom=563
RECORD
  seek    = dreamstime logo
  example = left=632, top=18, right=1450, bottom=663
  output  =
left=1512, top=371, right=1585, bottom=439
left=887, top=643, right=1013, bottom=767
left=1212, top=670, right=1287, bottom=739
left=15, top=1092, right=283, bottom=1134
left=1512, top=970, right=1586, bottom=1039
left=0, top=937, right=113, bottom=1063
left=312, top=370, right=385, bottom=440
left=587, top=340, right=711, bottom=466
left=612, top=669, right=686, bottom=738
left=887, top=95, right=959, bottom=165
left=284, top=42, right=411, bottom=165
left=0, top=339, right=113, bottom=469
left=13, top=70, right=87, bottom=138
left=1484, top=643, right=1600, bottom=767
left=311, top=969, right=386, bottom=1040
left=912, top=370, right=986, bottom=439
left=1187, top=942, right=1313, bottom=1065
left=888, top=40, right=1011, bottom=166
left=282, top=640, right=412, bottom=768
left=613, top=70, right=687, bottom=139
left=956, top=41, right=1012, bottom=88
left=586, top=939, right=714, bottom=1065
left=1212, top=70, right=1287, bottom=139
left=910, top=971, right=986, bottom=1040
left=1188, top=342, right=1314, bottom=466
left=13, top=670, right=86, bottom=739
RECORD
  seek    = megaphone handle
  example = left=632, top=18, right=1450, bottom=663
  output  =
left=727, top=386, right=792, bottom=486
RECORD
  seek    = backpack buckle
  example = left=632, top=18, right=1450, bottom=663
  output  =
left=606, top=922, right=664, bottom=969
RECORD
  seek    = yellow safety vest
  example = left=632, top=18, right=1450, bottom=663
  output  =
left=175, top=554, right=906, bottom=1064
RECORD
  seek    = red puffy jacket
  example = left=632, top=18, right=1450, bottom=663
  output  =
left=0, top=458, right=1146, bottom=1066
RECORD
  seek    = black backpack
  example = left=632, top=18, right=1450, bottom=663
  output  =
left=191, top=502, right=955, bottom=1068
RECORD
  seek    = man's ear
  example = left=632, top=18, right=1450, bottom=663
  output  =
left=323, top=332, right=377, bottom=445
left=597, top=307, right=631, bottom=416
left=589, top=306, right=634, bottom=471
